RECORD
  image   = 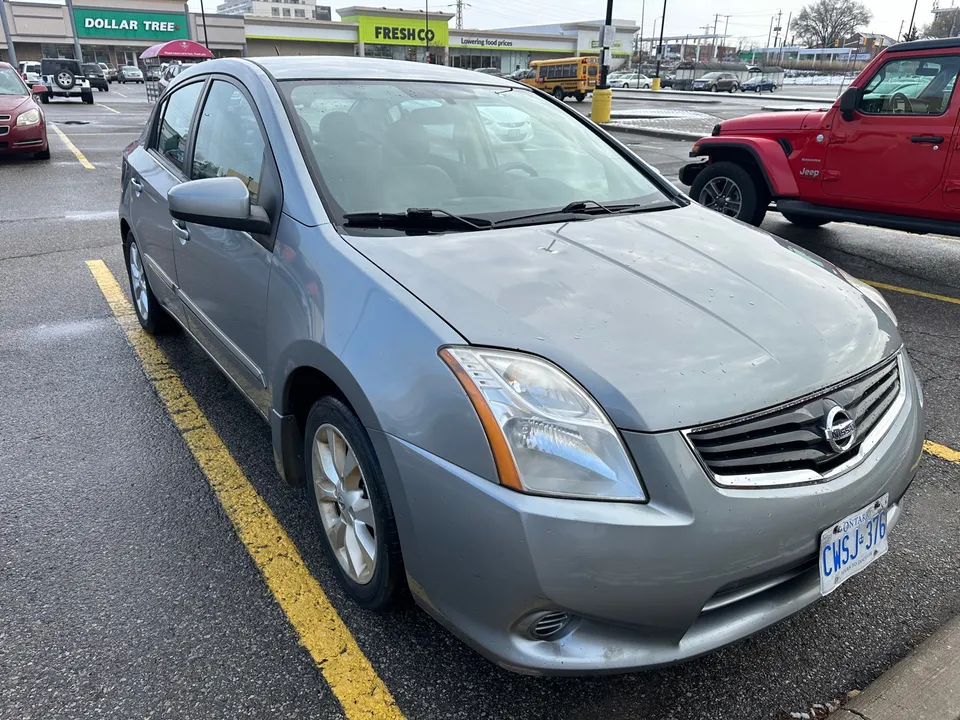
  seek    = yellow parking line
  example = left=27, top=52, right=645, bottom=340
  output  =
left=865, top=281, right=960, bottom=307
left=924, top=440, right=960, bottom=464
left=99, top=103, right=121, bottom=115
left=85, top=260, right=405, bottom=720
left=50, top=124, right=94, bottom=169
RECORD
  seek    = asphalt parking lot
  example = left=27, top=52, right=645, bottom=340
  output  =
left=2, top=82, right=959, bottom=720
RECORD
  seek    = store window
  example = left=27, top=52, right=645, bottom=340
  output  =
left=272, top=7, right=279, bottom=15
left=295, top=9, right=305, bottom=17
left=283, top=8, right=291, bottom=16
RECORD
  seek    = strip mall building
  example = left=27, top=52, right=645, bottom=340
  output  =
left=1, top=1, right=636, bottom=73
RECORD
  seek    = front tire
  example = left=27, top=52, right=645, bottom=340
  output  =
left=34, top=148, right=51, bottom=160
left=305, top=396, right=404, bottom=610
left=691, top=161, right=768, bottom=226
left=781, top=211, right=830, bottom=228
left=126, top=235, right=175, bottom=335
left=575, top=92, right=585, bottom=102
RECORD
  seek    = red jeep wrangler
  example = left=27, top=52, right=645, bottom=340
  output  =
left=681, top=39, right=960, bottom=236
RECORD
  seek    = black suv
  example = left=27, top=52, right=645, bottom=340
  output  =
left=38, top=58, right=94, bottom=104
left=81, top=63, right=109, bottom=92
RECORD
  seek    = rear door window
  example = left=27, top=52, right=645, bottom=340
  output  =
left=151, top=81, right=204, bottom=173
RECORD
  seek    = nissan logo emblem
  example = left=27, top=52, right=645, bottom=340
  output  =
left=824, top=405, right=856, bottom=453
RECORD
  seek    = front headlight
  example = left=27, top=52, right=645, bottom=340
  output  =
left=840, top=270, right=898, bottom=326
left=17, top=108, right=41, bottom=127
left=440, top=347, right=646, bottom=502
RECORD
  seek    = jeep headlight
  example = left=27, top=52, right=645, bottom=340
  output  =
left=840, top=270, right=898, bottom=326
left=17, top=109, right=41, bottom=126
left=440, top=347, right=646, bottom=502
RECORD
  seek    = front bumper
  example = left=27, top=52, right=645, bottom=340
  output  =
left=379, top=356, right=925, bottom=675
left=0, top=124, right=48, bottom=155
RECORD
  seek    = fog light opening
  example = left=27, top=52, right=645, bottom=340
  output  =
left=529, top=611, right=573, bottom=641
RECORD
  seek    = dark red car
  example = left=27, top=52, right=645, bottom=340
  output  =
left=0, top=61, right=49, bottom=160
left=681, top=38, right=960, bottom=236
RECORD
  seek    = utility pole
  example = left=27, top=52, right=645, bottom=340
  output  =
left=64, top=0, right=83, bottom=62
left=907, top=0, right=919, bottom=40
left=766, top=15, right=774, bottom=59
left=699, top=23, right=711, bottom=62
left=722, top=14, right=730, bottom=58
left=424, top=0, right=429, bottom=62
left=897, top=19, right=905, bottom=41
left=0, top=0, right=17, bottom=67
left=712, top=13, right=719, bottom=58
left=773, top=9, right=783, bottom=49
left=639, top=0, right=645, bottom=60
left=455, top=0, right=462, bottom=30
left=780, top=11, right=791, bottom=64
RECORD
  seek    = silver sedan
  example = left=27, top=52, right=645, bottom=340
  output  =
left=119, top=57, right=924, bottom=675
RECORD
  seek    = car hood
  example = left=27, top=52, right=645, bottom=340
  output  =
left=350, top=205, right=900, bottom=432
left=720, top=110, right=828, bottom=132
left=0, top=95, right=31, bottom=113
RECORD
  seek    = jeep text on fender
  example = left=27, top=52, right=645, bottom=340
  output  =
left=680, top=38, right=960, bottom=236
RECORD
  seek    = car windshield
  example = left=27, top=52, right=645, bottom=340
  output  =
left=0, top=68, right=28, bottom=96
left=82, top=63, right=101, bottom=74
left=283, top=80, right=671, bottom=232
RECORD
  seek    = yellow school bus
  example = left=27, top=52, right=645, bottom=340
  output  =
left=521, top=56, right=599, bottom=102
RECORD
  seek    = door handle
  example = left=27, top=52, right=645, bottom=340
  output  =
left=130, top=177, right=143, bottom=197
left=172, top=219, right=190, bottom=244
left=911, top=136, right=944, bottom=144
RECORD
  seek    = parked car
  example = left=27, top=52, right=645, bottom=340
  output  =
left=99, top=62, right=118, bottom=82
left=682, top=38, right=960, bottom=234
left=741, top=76, right=777, bottom=92
left=18, top=61, right=41, bottom=86
left=158, top=62, right=185, bottom=92
left=82, top=63, right=109, bottom=92
left=474, top=67, right=503, bottom=77
left=0, top=61, right=50, bottom=159
left=477, top=104, right=533, bottom=144
left=693, top=72, right=740, bottom=92
left=36, top=58, right=93, bottom=104
left=121, top=57, right=923, bottom=676
left=609, top=71, right=652, bottom=89
left=118, top=66, right=144, bottom=84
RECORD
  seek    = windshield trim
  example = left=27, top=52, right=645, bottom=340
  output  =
left=268, top=74, right=687, bottom=237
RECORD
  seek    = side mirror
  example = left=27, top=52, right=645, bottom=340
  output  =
left=839, top=86, right=861, bottom=121
left=167, top=176, right=271, bottom=235
left=31, top=85, right=46, bottom=95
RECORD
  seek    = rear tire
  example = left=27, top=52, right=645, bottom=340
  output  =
left=82, top=91, right=94, bottom=104
left=781, top=211, right=830, bottom=228
left=552, top=86, right=565, bottom=100
left=305, top=396, right=404, bottom=611
left=691, top=161, right=768, bottom=226
left=125, top=234, right=176, bottom=335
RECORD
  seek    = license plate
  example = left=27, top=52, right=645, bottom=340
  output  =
left=819, top=494, right=889, bottom=596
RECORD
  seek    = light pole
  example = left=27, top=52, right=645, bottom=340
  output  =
left=0, top=0, right=17, bottom=67
left=64, top=0, right=83, bottom=62
left=590, top=0, right=615, bottom=123
left=654, top=0, right=667, bottom=87
left=425, top=0, right=429, bottom=62
left=907, top=0, right=919, bottom=40
left=199, top=0, right=210, bottom=50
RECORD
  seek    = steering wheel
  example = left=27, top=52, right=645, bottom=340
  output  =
left=496, top=161, right=539, bottom=178
left=889, top=92, right=914, bottom=114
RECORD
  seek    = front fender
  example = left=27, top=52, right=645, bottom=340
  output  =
left=691, top=136, right=800, bottom=198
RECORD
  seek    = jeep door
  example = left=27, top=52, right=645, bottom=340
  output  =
left=821, top=53, right=960, bottom=206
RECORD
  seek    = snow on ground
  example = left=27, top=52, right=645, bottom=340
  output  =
left=784, top=75, right=852, bottom=85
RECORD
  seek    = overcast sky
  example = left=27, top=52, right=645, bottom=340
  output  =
left=422, top=0, right=937, bottom=44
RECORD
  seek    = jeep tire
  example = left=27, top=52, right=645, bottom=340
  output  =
left=54, top=71, right=76, bottom=91
left=691, top=161, right=768, bottom=226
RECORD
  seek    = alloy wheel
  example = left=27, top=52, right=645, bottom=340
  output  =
left=699, top=177, right=743, bottom=217
left=129, top=242, right=149, bottom=320
left=311, top=423, right=378, bottom=584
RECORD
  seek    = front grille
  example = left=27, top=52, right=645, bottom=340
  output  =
left=0, top=127, right=8, bottom=137
left=0, top=115, right=11, bottom=122
left=687, top=354, right=902, bottom=480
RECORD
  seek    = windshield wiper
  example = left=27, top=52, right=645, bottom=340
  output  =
left=342, top=208, right=493, bottom=232
left=492, top=199, right=678, bottom=228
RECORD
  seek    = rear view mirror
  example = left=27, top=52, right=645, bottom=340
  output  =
left=839, top=87, right=861, bottom=121
left=167, top=176, right=271, bottom=235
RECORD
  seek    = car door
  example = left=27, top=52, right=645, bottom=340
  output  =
left=125, top=79, right=205, bottom=320
left=822, top=54, right=960, bottom=206
left=173, top=77, right=279, bottom=412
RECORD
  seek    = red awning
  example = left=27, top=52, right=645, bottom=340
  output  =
left=140, top=40, right=214, bottom=61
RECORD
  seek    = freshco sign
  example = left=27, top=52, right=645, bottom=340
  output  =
left=374, top=26, right=435, bottom=42
left=73, top=9, right=189, bottom=40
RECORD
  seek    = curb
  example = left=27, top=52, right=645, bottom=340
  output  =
left=603, top=123, right=704, bottom=141
left=831, top=615, right=960, bottom=720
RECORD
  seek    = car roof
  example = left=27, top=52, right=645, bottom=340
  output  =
left=247, top=56, right=516, bottom=87
left=888, top=38, right=960, bottom=53
left=0, top=62, right=12, bottom=71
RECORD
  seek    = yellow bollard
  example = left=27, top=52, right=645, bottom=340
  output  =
left=591, top=87, right=613, bottom=123
left=652, top=77, right=662, bottom=91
